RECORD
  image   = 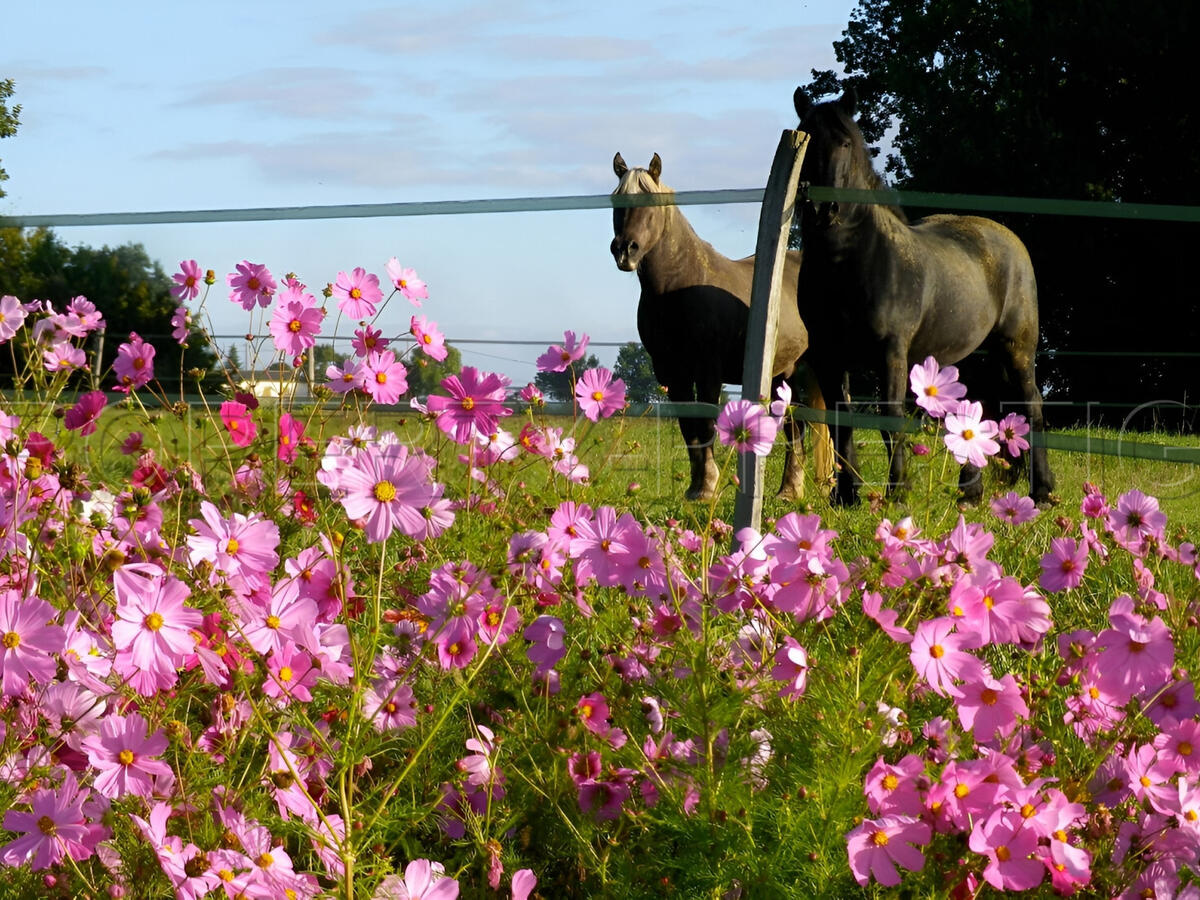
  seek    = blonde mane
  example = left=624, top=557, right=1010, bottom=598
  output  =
left=612, top=167, right=674, bottom=196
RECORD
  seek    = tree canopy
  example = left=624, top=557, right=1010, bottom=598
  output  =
left=0, top=79, right=19, bottom=199
left=613, top=342, right=662, bottom=404
left=534, top=354, right=602, bottom=403
left=799, top=0, right=1198, bottom=426
left=0, top=228, right=217, bottom=388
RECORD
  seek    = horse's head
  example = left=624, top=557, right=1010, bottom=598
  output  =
left=793, top=88, right=872, bottom=227
left=610, top=152, right=669, bottom=272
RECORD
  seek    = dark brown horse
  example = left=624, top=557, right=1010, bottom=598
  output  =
left=610, top=152, right=832, bottom=501
left=792, top=88, right=1054, bottom=506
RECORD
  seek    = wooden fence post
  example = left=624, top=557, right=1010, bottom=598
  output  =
left=732, top=130, right=809, bottom=550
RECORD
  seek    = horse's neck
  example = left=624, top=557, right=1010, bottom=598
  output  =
left=637, top=207, right=724, bottom=294
left=814, top=201, right=909, bottom=267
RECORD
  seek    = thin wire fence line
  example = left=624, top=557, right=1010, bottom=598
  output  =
left=2, top=185, right=1198, bottom=229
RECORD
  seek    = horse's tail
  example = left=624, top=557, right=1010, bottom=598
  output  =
left=803, top=367, right=835, bottom=488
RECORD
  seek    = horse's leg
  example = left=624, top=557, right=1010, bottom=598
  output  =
left=815, top=363, right=859, bottom=505
left=668, top=382, right=718, bottom=501
left=1001, top=341, right=1056, bottom=506
left=881, top=347, right=911, bottom=500
left=801, top=364, right=834, bottom=494
left=777, top=373, right=806, bottom=501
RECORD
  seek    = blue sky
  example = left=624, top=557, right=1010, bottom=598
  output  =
left=2, top=0, right=855, bottom=385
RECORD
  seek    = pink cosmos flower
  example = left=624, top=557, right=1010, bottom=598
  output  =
left=519, top=383, right=544, bottom=406
left=112, top=567, right=203, bottom=695
left=351, top=325, right=389, bottom=358
left=1108, top=488, right=1168, bottom=545
left=942, top=400, right=1000, bottom=467
left=968, top=812, right=1044, bottom=891
left=410, top=315, right=448, bottom=361
left=0, top=294, right=28, bottom=343
left=64, top=390, right=108, bottom=436
left=333, top=267, right=383, bottom=319
left=171, top=259, right=204, bottom=301
left=338, top=442, right=438, bottom=542
left=326, top=359, right=362, bottom=394
left=576, top=692, right=612, bottom=737
left=0, top=591, right=65, bottom=696
left=909, top=617, right=985, bottom=696
left=43, top=340, right=86, bottom=372
left=227, top=260, right=276, bottom=310
left=170, top=305, right=193, bottom=344
left=112, top=333, right=155, bottom=392
left=864, top=754, right=926, bottom=817
left=950, top=671, right=1029, bottom=741
left=716, top=399, right=778, bottom=456
left=909, top=355, right=967, bottom=418
left=277, top=412, right=306, bottom=464
left=385, top=259, right=429, bottom=306
left=990, top=490, right=1039, bottom=525
left=1039, top=537, right=1089, bottom=592
left=186, top=499, right=281, bottom=580
left=220, top=400, right=257, bottom=448
left=426, top=367, right=512, bottom=444
left=269, top=287, right=323, bottom=358
left=364, top=680, right=418, bottom=732
left=263, top=645, right=319, bottom=703
left=535, top=330, right=590, bottom=373
left=523, top=615, right=566, bottom=675
left=996, top=412, right=1031, bottom=456
left=1095, top=600, right=1174, bottom=698
left=374, top=858, right=459, bottom=900
left=845, top=814, right=931, bottom=887
left=81, top=711, right=171, bottom=800
left=239, top=580, right=319, bottom=657
left=0, top=775, right=92, bottom=870
left=772, top=635, right=809, bottom=700
left=360, top=350, right=408, bottom=405
left=574, top=367, right=626, bottom=422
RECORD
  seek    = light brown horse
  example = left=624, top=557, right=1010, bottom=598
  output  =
left=610, top=152, right=832, bottom=501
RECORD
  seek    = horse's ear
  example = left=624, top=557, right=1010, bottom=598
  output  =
left=648, top=153, right=662, bottom=183
left=613, top=152, right=628, bottom=178
left=838, top=86, right=858, bottom=116
left=793, top=87, right=813, bottom=119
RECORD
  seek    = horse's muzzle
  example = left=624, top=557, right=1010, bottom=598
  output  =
left=611, top=237, right=639, bottom=271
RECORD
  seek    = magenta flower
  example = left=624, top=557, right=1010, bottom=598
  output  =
left=171, top=259, right=203, bottom=301
left=81, top=712, right=171, bottom=800
left=909, top=355, right=967, bottom=418
left=220, top=400, right=257, bottom=448
left=1108, top=488, right=1167, bottom=544
left=942, top=399, right=1000, bottom=467
left=1095, top=601, right=1174, bottom=698
left=361, top=350, right=409, bottom=405
left=278, top=412, right=306, bottom=464
left=0, top=294, right=28, bottom=343
left=351, top=324, right=388, bottom=357
left=426, top=367, right=513, bottom=444
left=385, top=259, right=429, bottom=306
left=186, top=500, right=281, bottom=580
left=574, top=367, right=626, bottom=422
left=1039, top=537, right=1089, bottom=592
left=43, top=340, right=86, bottom=372
left=863, top=754, right=926, bottom=817
left=535, top=330, right=590, bottom=373
left=523, top=615, right=566, bottom=675
left=112, top=568, right=203, bottom=694
left=968, top=812, right=1044, bottom=890
left=333, top=266, right=382, bottom=319
left=716, top=399, right=778, bottom=457
left=269, top=288, right=323, bottom=358
left=263, top=645, right=318, bottom=703
left=996, top=412, right=1031, bottom=456
left=170, top=305, right=193, bottom=344
left=909, top=617, right=984, bottom=696
left=990, top=490, right=1039, bottom=525
left=374, top=858, right=459, bottom=900
left=950, top=671, right=1028, bottom=740
left=227, top=260, right=276, bottom=310
left=338, top=443, right=438, bottom=543
left=64, top=390, right=108, bottom=436
left=772, top=636, right=809, bottom=700
left=576, top=692, right=612, bottom=737
left=845, top=814, right=931, bottom=887
left=411, top=315, right=448, bottom=361
left=113, top=332, right=155, bottom=392
left=0, top=591, right=65, bottom=696
left=0, top=775, right=92, bottom=870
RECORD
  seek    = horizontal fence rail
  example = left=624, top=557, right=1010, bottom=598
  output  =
left=2, top=187, right=1199, bottom=229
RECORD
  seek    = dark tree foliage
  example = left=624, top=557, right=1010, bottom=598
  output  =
left=404, top=343, right=463, bottom=399
left=0, top=228, right=217, bottom=388
left=0, top=79, right=19, bottom=199
left=534, top=353, right=601, bottom=402
left=799, top=1, right=1200, bottom=427
left=613, top=342, right=662, bottom=404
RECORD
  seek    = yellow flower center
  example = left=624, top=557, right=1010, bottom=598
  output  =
left=257, top=852, right=274, bottom=868
left=144, top=612, right=164, bottom=631
left=980, top=688, right=999, bottom=706
left=278, top=666, right=293, bottom=683
left=461, top=397, right=475, bottom=411
left=592, top=390, right=605, bottom=402
left=36, top=816, right=57, bottom=836
left=375, top=372, right=388, bottom=384
left=266, top=615, right=281, bottom=630
left=2, top=631, right=19, bottom=650
left=925, top=385, right=938, bottom=396
left=288, top=319, right=302, bottom=333
left=1020, top=803, right=1037, bottom=819
left=374, top=481, right=397, bottom=502
left=118, top=749, right=135, bottom=766
left=995, top=845, right=1011, bottom=862
left=882, top=774, right=899, bottom=791
left=954, top=783, right=970, bottom=799
left=350, top=287, right=362, bottom=300
left=871, top=830, right=889, bottom=847
left=226, top=538, right=239, bottom=555
left=1180, top=741, right=1193, bottom=756
left=930, top=644, right=944, bottom=659
left=962, top=428, right=975, bottom=440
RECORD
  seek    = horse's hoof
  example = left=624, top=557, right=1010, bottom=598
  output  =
left=1034, top=492, right=1060, bottom=510
left=685, top=487, right=714, bottom=502
left=776, top=485, right=803, bottom=502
